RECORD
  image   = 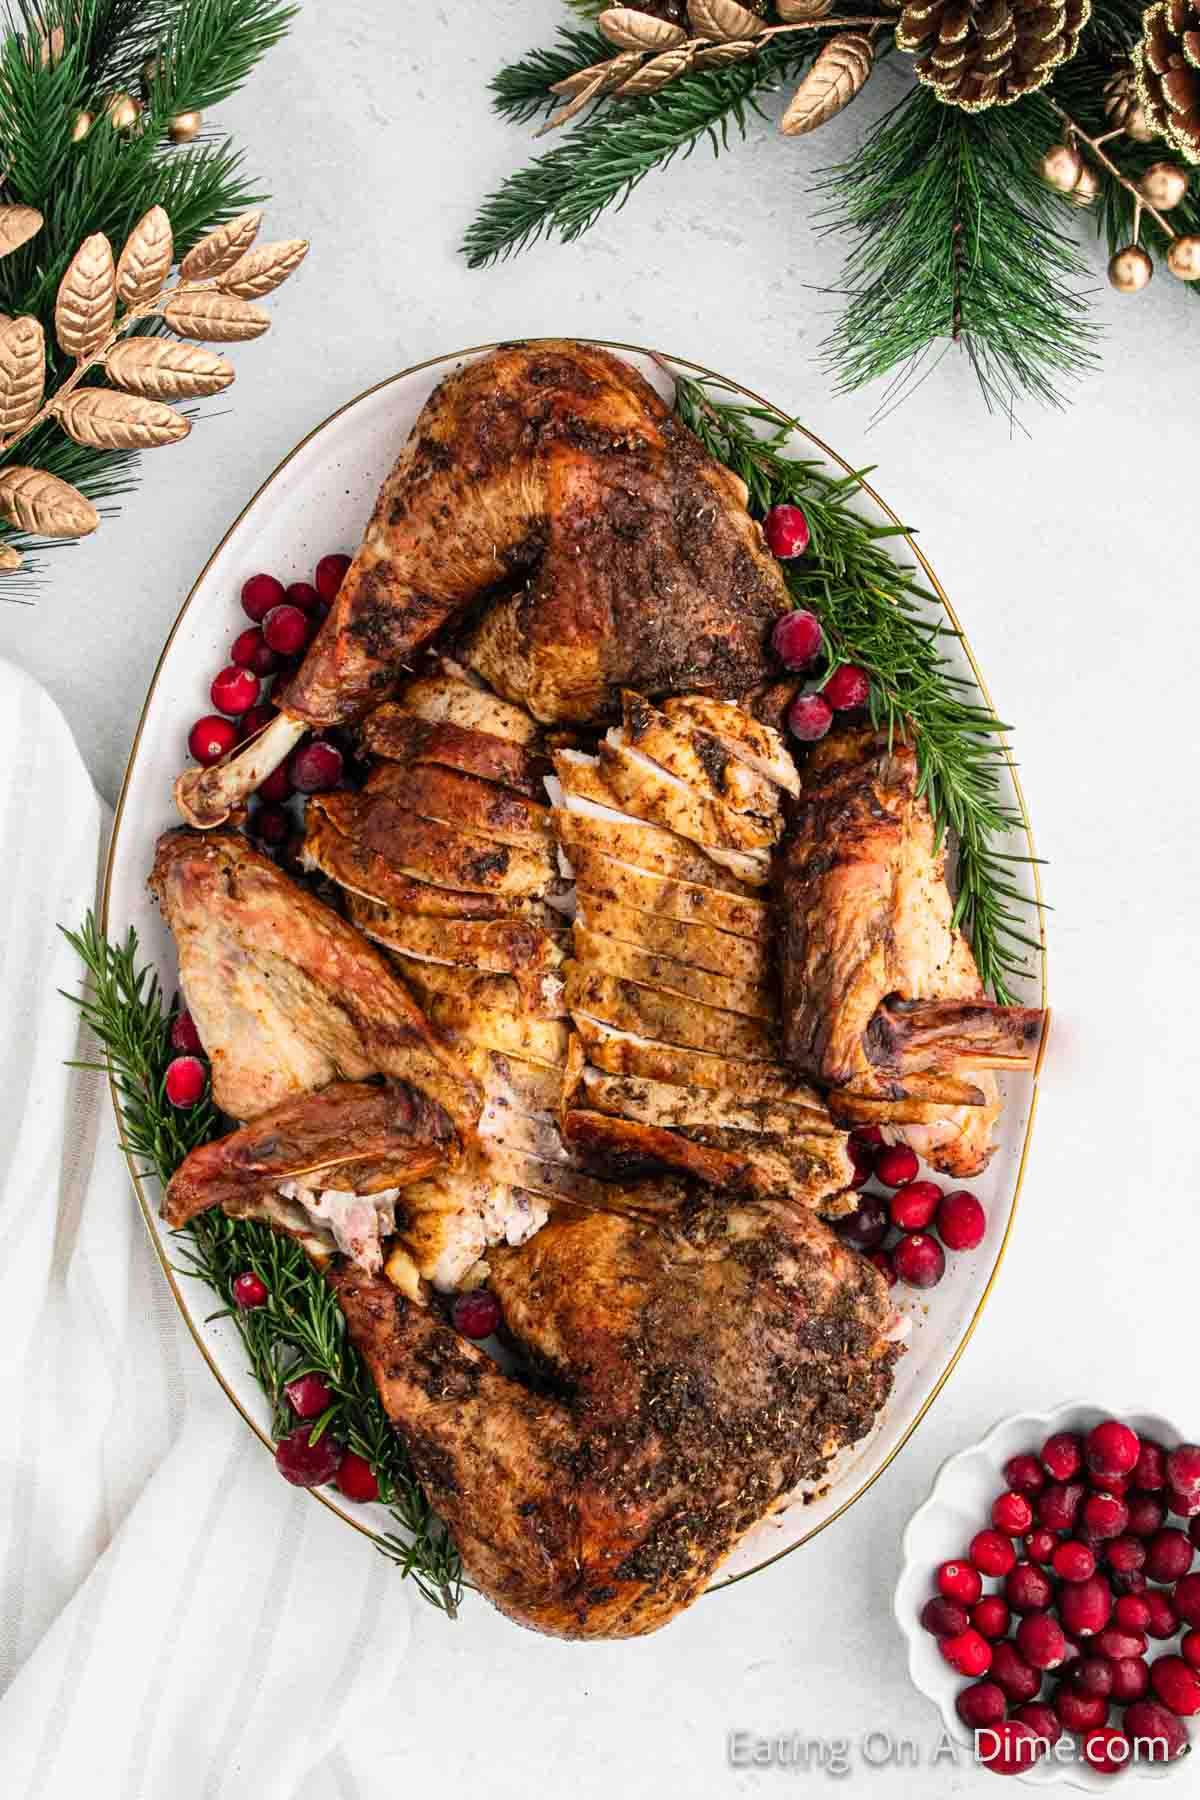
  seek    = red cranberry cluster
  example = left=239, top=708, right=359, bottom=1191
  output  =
left=762, top=507, right=871, bottom=748
left=920, top=1418, right=1200, bottom=1775
left=186, top=555, right=353, bottom=848
left=835, top=1127, right=985, bottom=1291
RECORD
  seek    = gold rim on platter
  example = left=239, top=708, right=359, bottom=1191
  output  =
left=100, top=338, right=1049, bottom=1598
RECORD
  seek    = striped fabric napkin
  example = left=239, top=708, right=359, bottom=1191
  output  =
left=0, top=660, right=411, bottom=1800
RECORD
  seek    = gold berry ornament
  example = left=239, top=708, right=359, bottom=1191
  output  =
left=1067, top=163, right=1099, bottom=206
left=107, top=92, right=142, bottom=131
left=1108, top=245, right=1154, bottom=291
left=1139, top=161, right=1189, bottom=208
left=168, top=111, right=202, bottom=144
left=71, top=110, right=93, bottom=142
left=1040, top=142, right=1084, bottom=192
left=1167, top=233, right=1200, bottom=278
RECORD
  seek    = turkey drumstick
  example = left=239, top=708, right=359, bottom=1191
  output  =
left=176, top=340, right=790, bottom=828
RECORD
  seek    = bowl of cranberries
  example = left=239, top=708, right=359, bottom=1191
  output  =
left=897, top=1405, right=1200, bottom=1786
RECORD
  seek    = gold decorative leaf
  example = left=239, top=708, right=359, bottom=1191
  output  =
left=58, top=386, right=190, bottom=450
left=0, top=206, right=43, bottom=259
left=551, top=54, right=639, bottom=95
left=615, top=45, right=695, bottom=92
left=105, top=337, right=234, bottom=399
left=687, top=0, right=766, bottom=39
left=162, top=290, right=270, bottom=342
left=693, top=39, right=759, bottom=66
left=0, top=466, right=100, bottom=537
left=0, top=315, right=45, bottom=437
left=0, top=544, right=22, bottom=571
left=55, top=233, right=117, bottom=360
left=216, top=238, right=309, bottom=299
left=179, top=211, right=262, bottom=281
left=775, top=0, right=834, bottom=18
left=598, top=7, right=688, bottom=50
left=779, top=32, right=874, bottom=135
left=116, top=206, right=174, bottom=309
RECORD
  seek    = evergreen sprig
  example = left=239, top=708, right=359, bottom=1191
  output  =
left=666, top=365, right=1043, bottom=999
left=62, top=912, right=465, bottom=1617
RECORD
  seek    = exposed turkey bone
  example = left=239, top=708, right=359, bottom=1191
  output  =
left=176, top=710, right=306, bottom=831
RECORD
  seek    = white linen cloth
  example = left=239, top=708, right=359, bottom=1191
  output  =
left=0, top=660, right=411, bottom=1800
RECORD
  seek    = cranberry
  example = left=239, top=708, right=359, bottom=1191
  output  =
left=867, top=1249, right=896, bottom=1287
left=1182, top=1629, right=1200, bottom=1670
left=1069, top=1656, right=1114, bottom=1698
left=1105, top=1535, right=1145, bottom=1575
left=1115, top=1594, right=1152, bottom=1632
left=1090, top=1471, right=1129, bottom=1497
left=771, top=609, right=823, bottom=670
left=1082, top=1725, right=1131, bottom=1777
left=1168, top=1486, right=1200, bottom=1518
left=972, top=1529, right=1017, bottom=1577
left=888, top=1179, right=941, bottom=1231
left=1146, top=1528, right=1193, bottom=1583
left=170, top=1009, right=203, bottom=1054
left=1038, top=1480, right=1085, bottom=1533
left=335, top=1451, right=379, bottom=1503
left=821, top=664, right=870, bottom=711
left=452, top=1288, right=502, bottom=1340
left=1054, top=1541, right=1096, bottom=1582
left=851, top=1124, right=882, bottom=1147
left=937, top=1560, right=982, bottom=1605
left=285, top=580, right=321, bottom=616
left=1055, top=1686, right=1108, bottom=1732
left=288, top=738, right=344, bottom=794
left=1110, top=1656, right=1151, bottom=1703
left=241, top=571, right=285, bottom=620
left=874, top=1144, right=920, bottom=1188
left=188, top=713, right=238, bottom=765
left=1144, top=1590, right=1178, bottom=1639
left=284, top=1372, right=334, bottom=1418
left=1167, top=1445, right=1200, bottom=1496
left=1006, top=1562, right=1053, bottom=1615
left=892, top=1232, right=945, bottom=1289
left=262, top=603, right=311, bottom=657
left=1025, top=1529, right=1057, bottom=1564
left=1017, top=1613, right=1068, bottom=1671
left=935, top=1188, right=986, bottom=1251
left=1087, top=1420, right=1141, bottom=1481
left=274, top=1424, right=342, bottom=1488
left=1005, top=1454, right=1046, bottom=1498
left=991, top=1640, right=1041, bottom=1704
left=1132, top=1440, right=1167, bottom=1490
left=251, top=802, right=290, bottom=847
left=1097, top=1626, right=1148, bottom=1661
left=957, top=1680, right=1007, bottom=1730
left=1060, top=1574, right=1112, bottom=1638
left=846, top=1133, right=874, bottom=1189
left=763, top=503, right=810, bottom=559
left=230, top=625, right=280, bottom=675
left=1042, top=1432, right=1084, bottom=1482
left=164, top=1053, right=206, bottom=1107
left=1123, top=1698, right=1190, bottom=1761
left=257, top=762, right=293, bottom=803
left=992, top=1491, right=1034, bottom=1536
left=1084, top=1492, right=1128, bottom=1539
left=1172, top=1572, right=1200, bottom=1629
left=921, top=1595, right=969, bottom=1637
left=786, top=692, right=832, bottom=743
left=977, top=1719, right=1044, bottom=1775
left=1013, top=1702, right=1061, bottom=1746
left=211, top=663, right=260, bottom=716
left=314, top=553, right=352, bottom=601
left=239, top=700, right=277, bottom=740
left=939, top=1627, right=992, bottom=1677
left=1112, top=1569, right=1148, bottom=1598
left=835, top=1193, right=888, bottom=1251
left=1151, top=1655, right=1200, bottom=1717
left=972, top=1596, right=1011, bottom=1640
left=1127, top=1492, right=1166, bottom=1537
left=231, top=1270, right=267, bottom=1309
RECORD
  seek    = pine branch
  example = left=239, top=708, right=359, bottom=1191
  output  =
left=666, top=367, right=1044, bottom=999
left=464, top=37, right=815, bottom=267
left=62, top=912, right=464, bottom=1618
left=490, top=24, right=608, bottom=125
left=820, top=84, right=1100, bottom=415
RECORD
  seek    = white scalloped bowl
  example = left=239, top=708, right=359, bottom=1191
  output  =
left=895, top=1402, right=1197, bottom=1790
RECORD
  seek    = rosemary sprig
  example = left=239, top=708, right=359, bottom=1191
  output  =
left=61, top=912, right=464, bottom=1618
left=665, top=366, right=1043, bottom=1000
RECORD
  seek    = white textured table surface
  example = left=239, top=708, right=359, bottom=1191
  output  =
left=6, top=4, right=1199, bottom=1795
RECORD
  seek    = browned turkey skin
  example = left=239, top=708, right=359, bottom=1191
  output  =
left=332, top=1192, right=899, bottom=1639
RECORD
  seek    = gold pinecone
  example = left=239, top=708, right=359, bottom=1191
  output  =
left=1135, top=0, right=1200, bottom=162
left=893, top=0, right=1092, bottom=109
